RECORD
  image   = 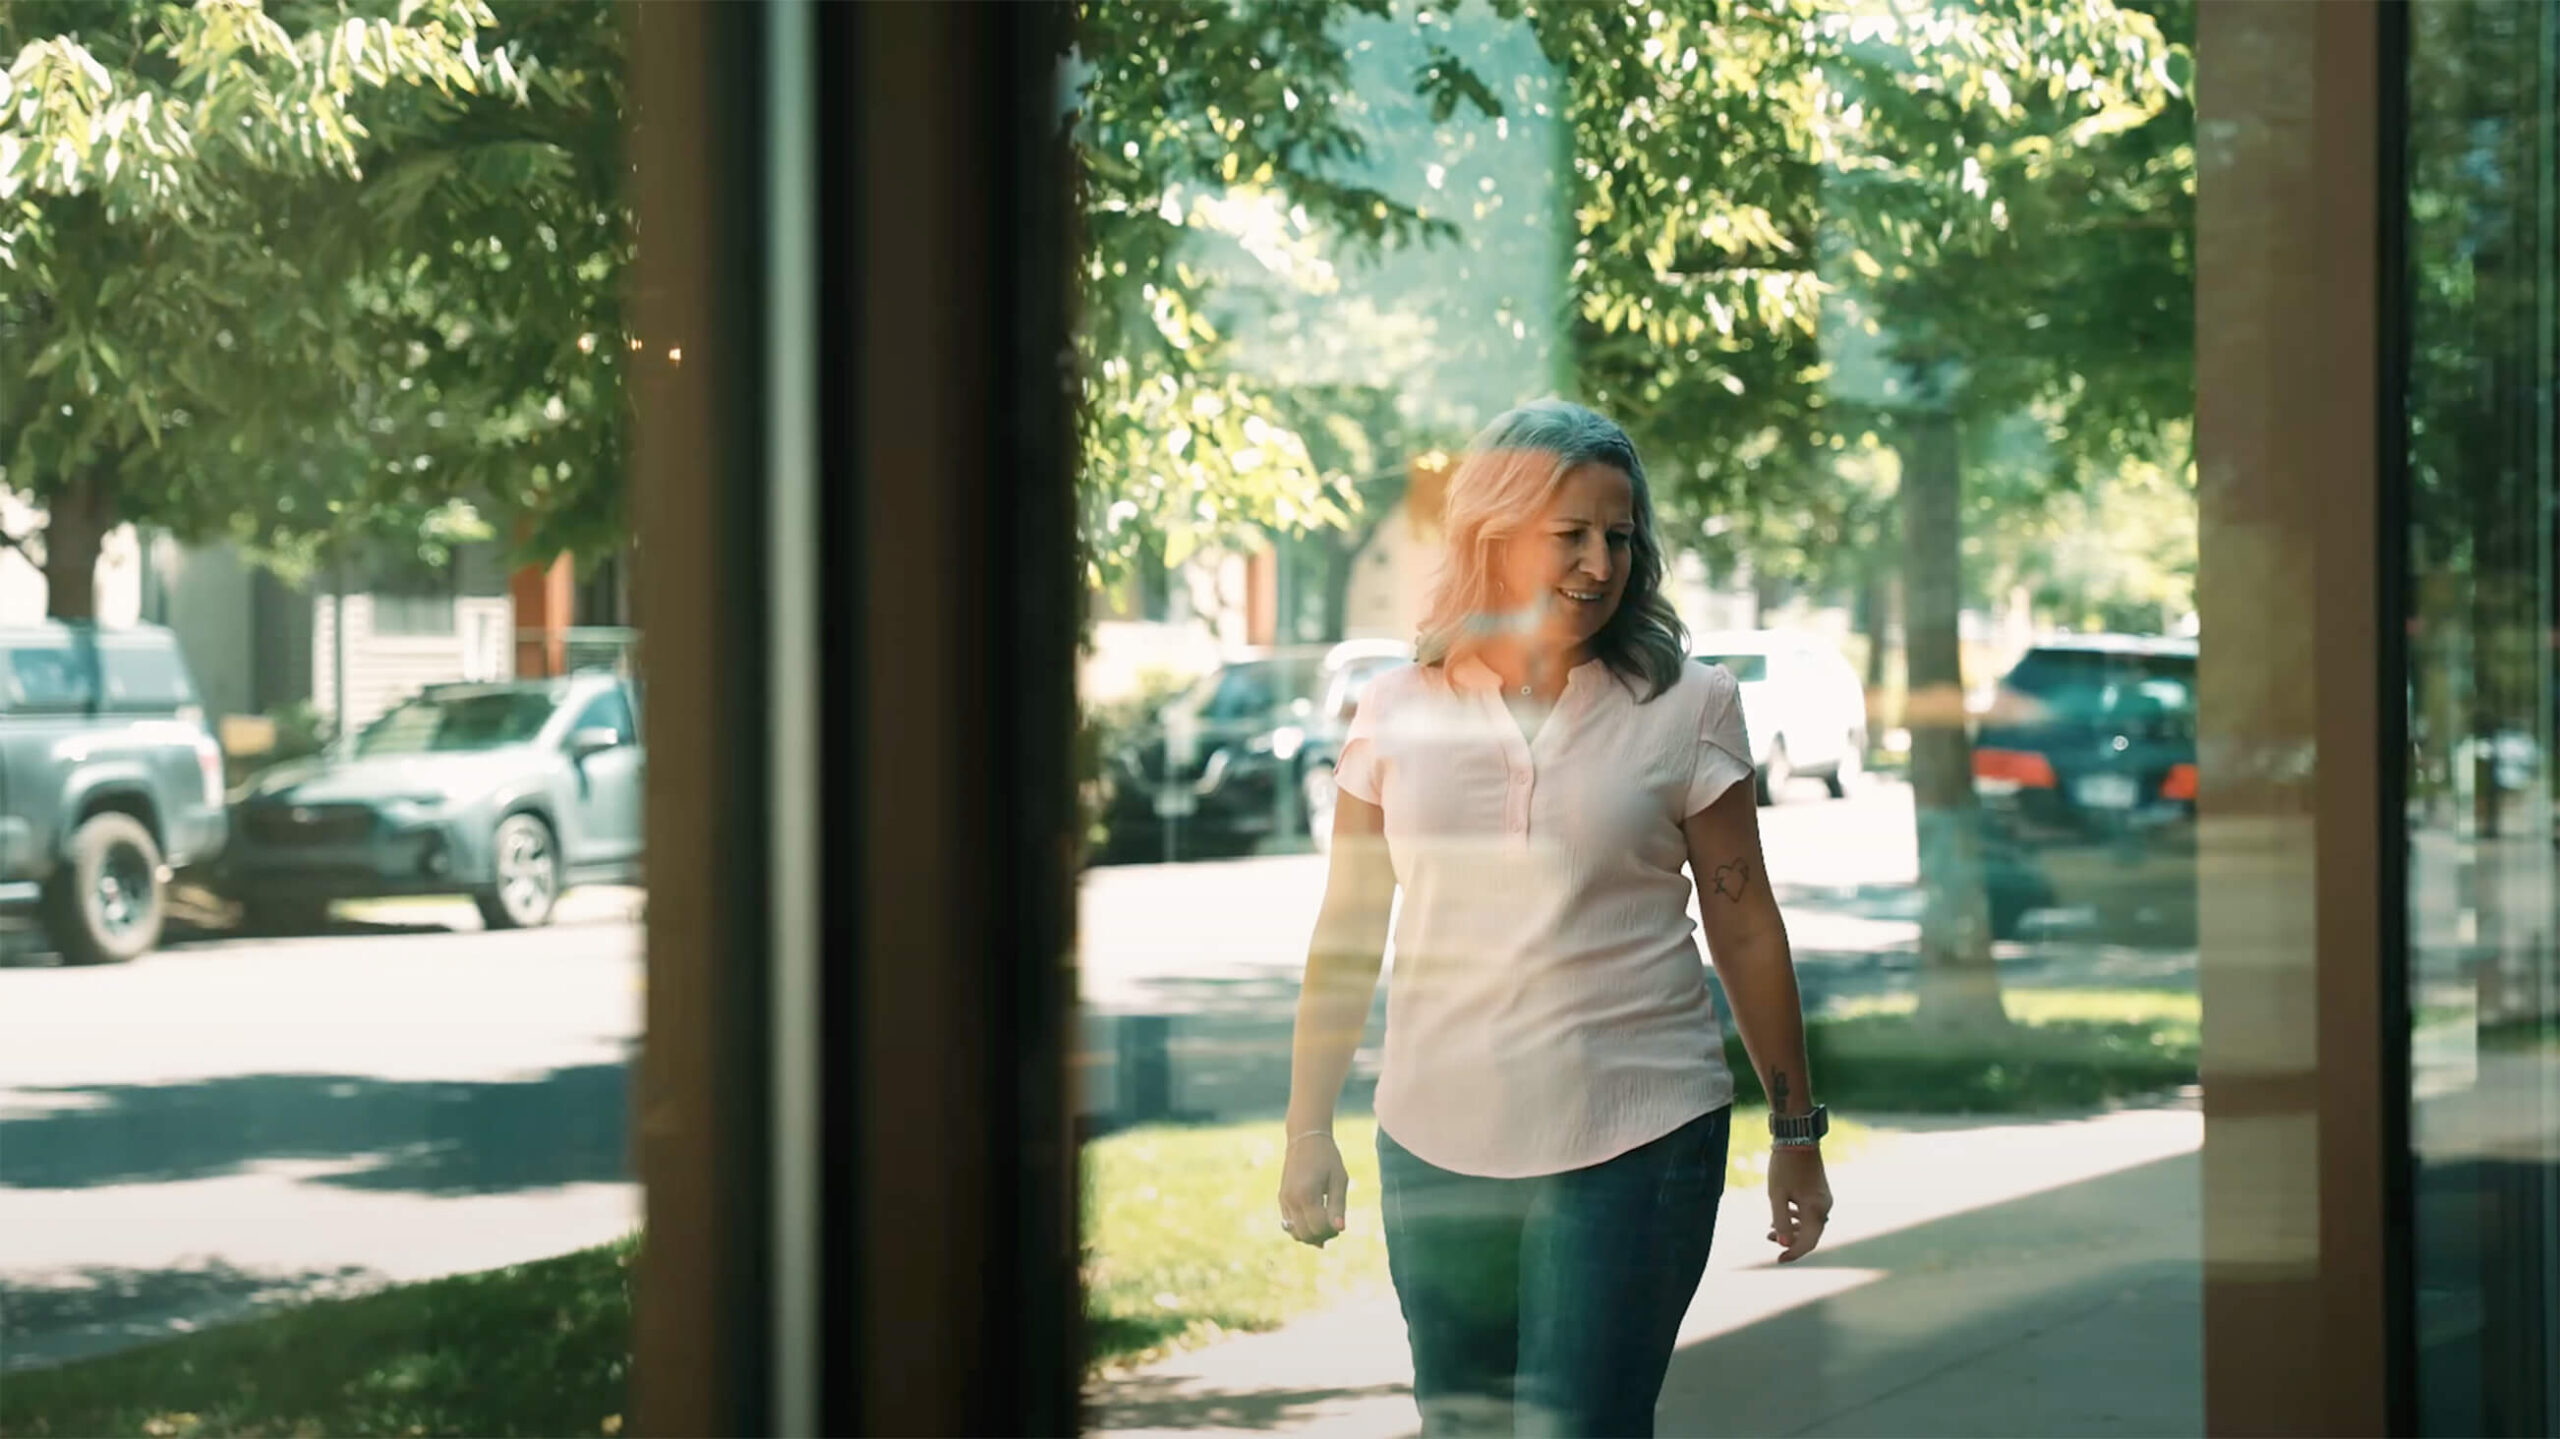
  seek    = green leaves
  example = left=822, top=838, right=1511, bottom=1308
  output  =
left=1, top=0, right=628, bottom=601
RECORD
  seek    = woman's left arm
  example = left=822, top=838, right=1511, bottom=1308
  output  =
left=1685, top=783, right=1833, bottom=1262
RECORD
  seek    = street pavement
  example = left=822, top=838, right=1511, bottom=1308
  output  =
left=1078, top=778, right=2197, bottom=1126
left=0, top=890, right=643, bottom=1370
left=0, top=780, right=2204, bottom=1373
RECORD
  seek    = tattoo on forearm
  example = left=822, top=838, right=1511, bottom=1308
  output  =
left=1709, top=856, right=1752, bottom=903
left=1772, top=1069, right=1791, bottom=1114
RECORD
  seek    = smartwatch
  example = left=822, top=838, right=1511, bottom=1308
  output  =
left=1769, top=1102, right=1829, bottom=1148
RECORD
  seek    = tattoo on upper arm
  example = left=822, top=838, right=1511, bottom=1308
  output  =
left=1708, top=856, right=1753, bottom=903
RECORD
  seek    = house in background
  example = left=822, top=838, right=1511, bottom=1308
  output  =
left=0, top=491, right=628, bottom=747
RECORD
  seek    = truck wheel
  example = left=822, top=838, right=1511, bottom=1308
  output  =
left=475, top=813, right=561, bottom=930
left=1826, top=731, right=1867, bottom=799
left=1756, top=740, right=1792, bottom=807
left=47, top=812, right=167, bottom=965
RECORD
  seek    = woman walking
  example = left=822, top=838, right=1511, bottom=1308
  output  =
left=1278, top=399, right=1834, bottom=1437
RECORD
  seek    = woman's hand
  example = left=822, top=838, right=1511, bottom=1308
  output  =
left=1766, top=1145, right=1833, bottom=1262
left=1277, top=1132, right=1350, bottom=1247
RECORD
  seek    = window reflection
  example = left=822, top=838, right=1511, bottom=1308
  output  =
left=1075, top=0, right=2206, bottom=1432
left=0, top=0, right=640, bottom=1431
left=2403, top=3, right=2560, bottom=1432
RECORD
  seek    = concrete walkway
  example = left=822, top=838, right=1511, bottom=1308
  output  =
left=1089, top=1103, right=2202, bottom=1438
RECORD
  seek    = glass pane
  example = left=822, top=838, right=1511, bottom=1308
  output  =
left=98, top=640, right=199, bottom=712
left=0, top=3, right=642, bottom=1433
left=2404, top=3, right=2560, bottom=1431
left=6, top=644, right=97, bottom=713
left=1074, top=2, right=2204, bottom=1433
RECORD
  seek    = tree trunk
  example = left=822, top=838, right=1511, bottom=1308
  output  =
left=1856, top=560, right=1892, bottom=693
left=45, top=469, right=116, bottom=621
left=1319, top=534, right=1357, bottom=643
left=1899, top=410, right=2009, bottom=1033
left=1317, top=514, right=1389, bottom=642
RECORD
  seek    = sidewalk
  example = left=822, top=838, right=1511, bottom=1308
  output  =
left=1088, top=1104, right=2202, bottom=1439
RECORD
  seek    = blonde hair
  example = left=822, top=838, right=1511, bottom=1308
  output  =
left=1415, top=399, right=1689, bottom=700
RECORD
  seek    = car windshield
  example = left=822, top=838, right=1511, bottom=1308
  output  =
left=1181, top=659, right=1322, bottom=723
left=356, top=690, right=561, bottom=755
left=1695, top=653, right=1771, bottom=682
left=1995, top=648, right=2195, bottom=730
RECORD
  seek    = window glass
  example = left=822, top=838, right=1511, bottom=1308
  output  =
left=357, top=689, right=562, bottom=755
left=1074, top=2, right=2206, bottom=1434
left=98, top=642, right=197, bottom=711
left=2403, top=3, right=2560, bottom=1430
left=7, top=645, right=96, bottom=712
left=0, top=4, right=639, bottom=1436
left=371, top=567, right=459, bottom=638
left=1696, top=653, right=1771, bottom=683
left=574, top=688, right=638, bottom=745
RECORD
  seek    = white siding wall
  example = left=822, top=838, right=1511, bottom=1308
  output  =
left=314, top=593, right=514, bottom=731
left=160, top=539, right=257, bottom=723
left=0, top=492, right=147, bottom=625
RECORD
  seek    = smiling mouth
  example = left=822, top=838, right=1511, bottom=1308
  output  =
left=1559, top=588, right=1606, bottom=603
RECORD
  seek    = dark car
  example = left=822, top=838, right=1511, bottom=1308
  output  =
left=1974, top=636, right=2198, bottom=941
left=0, top=623, right=228, bottom=964
left=224, top=674, right=644, bottom=931
left=1104, top=639, right=1408, bottom=861
left=1287, top=640, right=1411, bottom=850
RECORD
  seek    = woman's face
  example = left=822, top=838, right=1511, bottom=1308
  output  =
left=1494, top=462, right=1636, bottom=654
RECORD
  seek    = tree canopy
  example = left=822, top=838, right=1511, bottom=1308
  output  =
left=0, top=0, right=628, bottom=614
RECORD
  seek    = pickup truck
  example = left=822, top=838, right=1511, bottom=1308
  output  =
left=0, top=623, right=228, bottom=963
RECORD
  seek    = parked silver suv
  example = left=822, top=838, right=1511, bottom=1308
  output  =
left=223, top=673, right=644, bottom=931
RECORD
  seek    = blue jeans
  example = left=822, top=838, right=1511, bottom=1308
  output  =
left=1376, top=1106, right=1732, bottom=1438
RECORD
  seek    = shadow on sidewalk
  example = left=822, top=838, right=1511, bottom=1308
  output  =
left=0, top=1061, right=632, bottom=1195
left=1659, top=1150, right=2201, bottom=1438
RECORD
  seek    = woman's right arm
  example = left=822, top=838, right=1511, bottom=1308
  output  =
left=1277, top=791, right=1395, bottom=1246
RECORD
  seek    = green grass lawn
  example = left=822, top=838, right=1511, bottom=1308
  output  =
left=0, top=1241, right=634, bottom=1439
left=1082, top=1111, right=1873, bottom=1374
left=1758, top=986, right=2202, bottom=1113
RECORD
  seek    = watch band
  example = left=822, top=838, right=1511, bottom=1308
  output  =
left=1769, top=1102, right=1828, bottom=1146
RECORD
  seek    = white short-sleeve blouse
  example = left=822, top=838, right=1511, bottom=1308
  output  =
left=1332, top=653, right=1755, bottom=1178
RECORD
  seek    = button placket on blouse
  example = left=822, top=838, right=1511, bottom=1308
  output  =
left=1489, top=662, right=1588, bottom=841
left=1475, top=691, right=1534, bottom=838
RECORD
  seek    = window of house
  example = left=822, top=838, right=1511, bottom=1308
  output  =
left=372, top=558, right=458, bottom=637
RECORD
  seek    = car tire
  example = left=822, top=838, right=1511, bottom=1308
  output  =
left=1305, top=763, right=1338, bottom=854
left=1756, top=740, right=1792, bottom=807
left=46, top=812, right=167, bottom=965
left=1826, top=732, right=1866, bottom=799
left=476, top=812, right=561, bottom=931
left=240, top=895, right=332, bottom=937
